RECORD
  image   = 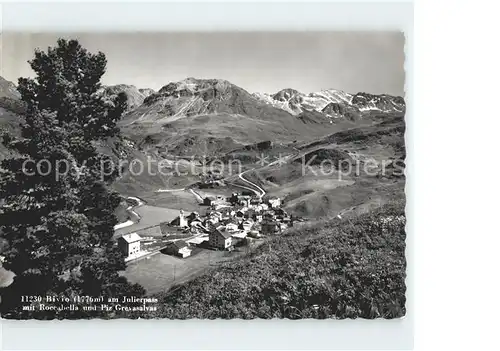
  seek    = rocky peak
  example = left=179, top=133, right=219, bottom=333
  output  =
left=271, top=88, right=302, bottom=102
left=146, top=78, right=245, bottom=105
left=351, top=92, right=405, bottom=112
left=0, top=76, right=20, bottom=100
left=102, top=84, right=155, bottom=110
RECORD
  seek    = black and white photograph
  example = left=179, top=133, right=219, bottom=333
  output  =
left=0, top=31, right=406, bottom=320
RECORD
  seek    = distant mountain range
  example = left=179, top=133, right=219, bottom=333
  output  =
left=0, top=75, right=405, bottom=159
left=111, top=78, right=405, bottom=124
left=0, top=75, right=406, bottom=215
left=253, top=88, right=405, bottom=118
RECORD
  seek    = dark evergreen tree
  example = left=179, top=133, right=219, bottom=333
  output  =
left=0, top=39, right=145, bottom=319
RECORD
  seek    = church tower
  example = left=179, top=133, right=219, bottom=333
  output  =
left=179, top=209, right=187, bottom=227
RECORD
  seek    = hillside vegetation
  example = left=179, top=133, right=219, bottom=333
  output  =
left=151, top=201, right=406, bottom=319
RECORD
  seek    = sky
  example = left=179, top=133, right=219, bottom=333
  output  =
left=1, top=32, right=405, bottom=96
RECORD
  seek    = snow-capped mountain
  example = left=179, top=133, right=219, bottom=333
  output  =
left=121, top=77, right=300, bottom=126
left=118, top=78, right=331, bottom=154
left=351, top=92, right=405, bottom=113
left=1, top=74, right=406, bottom=160
left=253, top=88, right=352, bottom=116
left=253, top=88, right=405, bottom=119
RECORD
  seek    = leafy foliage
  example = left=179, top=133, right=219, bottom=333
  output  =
left=152, top=202, right=406, bottom=319
left=0, top=39, right=144, bottom=319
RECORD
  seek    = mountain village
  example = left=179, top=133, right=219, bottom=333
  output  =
left=116, top=188, right=300, bottom=263
left=0, top=29, right=409, bottom=325
left=0, top=73, right=405, bottom=299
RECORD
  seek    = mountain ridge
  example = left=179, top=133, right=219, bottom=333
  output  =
left=252, top=87, right=405, bottom=119
left=0, top=75, right=405, bottom=160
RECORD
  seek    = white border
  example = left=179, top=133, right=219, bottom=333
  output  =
left=1, top=1, right=411, bottom=31
left=0, top=1, right=413, bottom=350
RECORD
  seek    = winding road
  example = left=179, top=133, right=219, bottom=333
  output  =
left=230, top=149, right=302, bottom=199
left=153, top=148, right=304, bottom=204
left=154, top=169, right=266, bottom=202
left=236, top=170, right=266, bottom=198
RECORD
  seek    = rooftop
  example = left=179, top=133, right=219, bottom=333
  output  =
left=220, top=231, right=233, bottom=239
left=212, top=226, right=233, bottom=239
left=169, top=240, right=189, bottom=249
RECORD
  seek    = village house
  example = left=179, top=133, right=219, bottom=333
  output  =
left=229, top=193, right=252, bottom=206
left=240, top=219, right=254, bottom=232
left=228, top=193, right=238, bottom=203
left=253, top=213, right=263, bottom=223
left=219, top=211, right=232, bottom=221
left=251, top=203, right=266, bottom=212
left=268, top=197, right=281, bottom=208
left=160, top=221, right=171, bottom=235
left=164, top=240, right=192, bottom=258
left=248, top=202, right=268, bottom=212
left=250, top=198, right=262, bottom=206
left=244, top=209, right=255, bottom=219
left=203, top=196, right=217, bottom=206
left=225, top=222, right=239, bottom=232
left=118, top=232, right=142, bottom=259
left=248, top=230, right=261, bottom=238
left=262, top=210, right=276, bottom=219
left=231, top=230, right=248, bottom=239
left=190, top=219, right=203, bottom=229
left=205, top=210, right=223, bottom=225
left=160, top=222, right=183, bottom=237
left=209, top=226, right=233, bottom=250
left=281, top=216, right=293, bottom=227
left=239, top=198, right=251, bottom=207
left=236, top=209, right=246, bottom=218
left=205, top=217, right=218, bottom=226
left=186, top=211, right=199, bottom=224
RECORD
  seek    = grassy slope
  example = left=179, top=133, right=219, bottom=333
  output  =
left=151, top=201, right=406, bottom=319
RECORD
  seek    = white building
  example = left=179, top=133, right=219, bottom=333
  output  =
left=226, top=223, right=239, bottom=232
left=268, top=197, right=281, bottom=208
left=118, top=233, right=142, bottom=259
left=209, top=226, right=233, bottom=250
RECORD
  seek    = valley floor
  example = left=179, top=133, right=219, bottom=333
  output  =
left=122, top=239, right=265, bottom=295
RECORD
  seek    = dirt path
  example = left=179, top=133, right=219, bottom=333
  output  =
left=237, top=170, right=266, bottom=198
left=189, top=189, right=204, bottom=203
